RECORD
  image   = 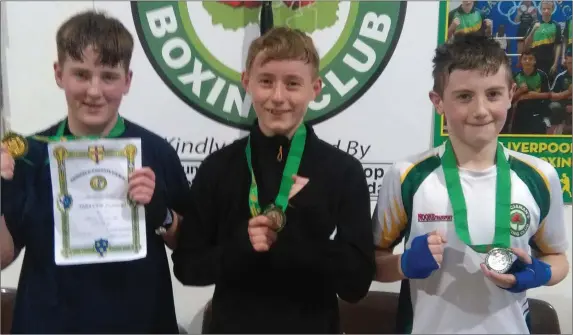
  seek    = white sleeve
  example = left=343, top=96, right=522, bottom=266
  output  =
left=372, top=163, right=408, bottom=250
left=531, top=166, right=569, bottom=254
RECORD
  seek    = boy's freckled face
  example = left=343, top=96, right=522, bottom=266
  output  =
left=54, top=46, right=132, bottom=129
left=242, top=52, right=322, bottom=136
left=431, top=67, right=515, bottom=148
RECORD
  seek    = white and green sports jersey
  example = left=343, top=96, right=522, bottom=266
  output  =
left=372, top=142, right=568, bottom=334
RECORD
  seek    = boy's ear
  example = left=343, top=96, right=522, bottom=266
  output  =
left=312, top=77, right=322, bottom=99
left=241, top=71, right=250, bottom=93
left=429, top=90, right=444, bottom=115
left=54, top=62, right=64, bottom=89
left=508, top=81, right=516, bottom=104
left=123, top=70, right=133, bottom=95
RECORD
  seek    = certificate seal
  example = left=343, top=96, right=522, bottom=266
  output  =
left=485, top=248, right=514, bottom=274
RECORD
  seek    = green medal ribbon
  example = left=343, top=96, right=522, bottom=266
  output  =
left=32, top=116, right=126, bottom=143
left=441, top=140, right=511, bottom=253
left=245, top=125, right=306, bottom=218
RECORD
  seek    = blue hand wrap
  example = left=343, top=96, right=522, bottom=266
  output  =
left=505, top=257, right=552, bottom=293
left=401, top=234, right=439, bottom=279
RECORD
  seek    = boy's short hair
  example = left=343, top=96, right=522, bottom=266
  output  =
left=432, top=34, right=512, bottom=95
left=56, top=10, right=134, bottom=70
left=245, top=27, right=319, bottom=78
left=541, top=0, right=555, bottom=9
left=521, top=49, right=535, bottom=58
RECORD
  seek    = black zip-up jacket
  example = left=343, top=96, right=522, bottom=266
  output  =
left=172, top=122, right=375, bottom=334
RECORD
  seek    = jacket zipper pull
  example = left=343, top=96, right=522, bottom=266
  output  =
left=277, top=145, right=283, bottom=162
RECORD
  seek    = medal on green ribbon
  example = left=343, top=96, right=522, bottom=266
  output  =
left=245, top=125, right=306, bottom=232
left=484, top=247, right=514, bottom=274
left=2, top=132, right=28, bottom=159
left=442, top=140, right=514, bottom=273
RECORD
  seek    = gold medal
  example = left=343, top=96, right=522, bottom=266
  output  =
left=1, top=132, right=28, bottom=159
left=263, top=205, right=286, bottom=232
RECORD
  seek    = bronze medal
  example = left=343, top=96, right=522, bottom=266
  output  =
left=485, top=247, right=514, bottom=274
left=264, top=205, right=286, bottom=232
left=2, top=132, right=28, bottom=159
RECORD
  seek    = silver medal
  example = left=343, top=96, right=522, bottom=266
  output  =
left=485, top=248, right=514, bottom=274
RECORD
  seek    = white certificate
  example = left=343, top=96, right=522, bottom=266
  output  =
left=48, top=138, right=147, bottom=265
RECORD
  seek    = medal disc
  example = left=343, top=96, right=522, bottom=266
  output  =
left=263, top=205, right=286, bottom=232
left=485, top=248, right=514, bottom=274
left=1, top=132, right=28, bottom=159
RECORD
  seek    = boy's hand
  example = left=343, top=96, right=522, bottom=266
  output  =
left=128, top=167, right=156, bottom=205
left=427, top=230, right=446, bottom=265
left=484, top=19, right=492, bottom=28
left=400, top=230, right=446, bottom=279
left=0, top=144, right=15, bottom=180
left=248, top=216, right=277, bottom=252
left=480, top=247, right=551, bottom=292
left=289, top=175, right=309, bottom=199
left=451, top=17, right=460, bottom=27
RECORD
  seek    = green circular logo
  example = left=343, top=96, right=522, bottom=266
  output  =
left=510, top=203, right=531, bottom=237
left=131, top=1, right=406, bottom=129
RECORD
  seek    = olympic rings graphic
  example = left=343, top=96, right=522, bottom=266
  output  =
left=493, top=1, right=564, bottom=25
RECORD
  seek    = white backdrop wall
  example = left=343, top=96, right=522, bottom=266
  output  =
left=1, top=1, right=571, bottom=334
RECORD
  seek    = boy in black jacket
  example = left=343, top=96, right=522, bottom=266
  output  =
left=172, top=27, right=375, bottom=334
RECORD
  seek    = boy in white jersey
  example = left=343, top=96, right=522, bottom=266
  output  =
left=373, top=34, right=569, bottom=334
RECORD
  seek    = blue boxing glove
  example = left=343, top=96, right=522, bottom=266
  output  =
left=504, top=256, right=552, bottom=293
left=401, top=231, right=444, bottom=279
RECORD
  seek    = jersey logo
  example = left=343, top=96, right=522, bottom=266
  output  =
left=510, top=203, right=531, bottom=237
left=417, top=213, right=453, bottom=222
